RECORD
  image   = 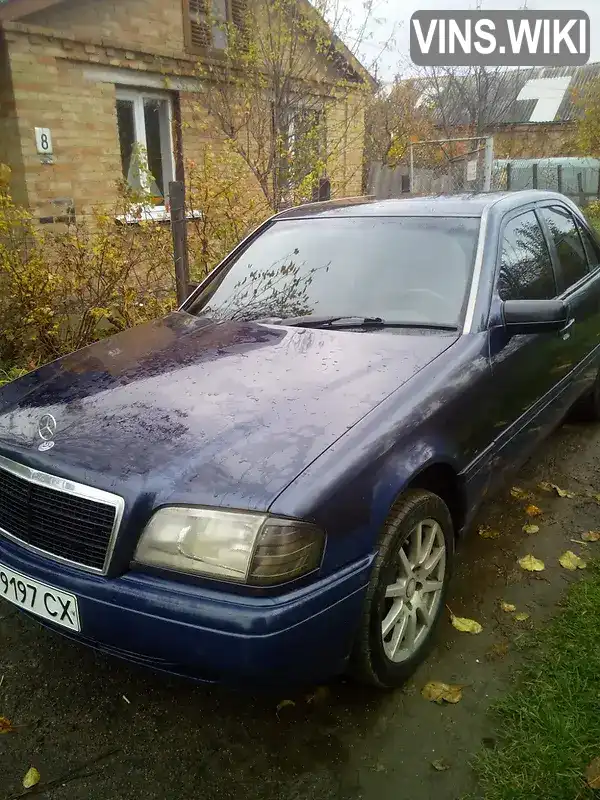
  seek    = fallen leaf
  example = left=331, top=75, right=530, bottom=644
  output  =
left=478, top=526, right=500, bottom=539
left=523, top=524, right=540, bottom=535
left=525, top=505, right=543, bottom=517
left=519, top=554, right=545, bottom=572
left=510, top=486, right=530, bottom=500
left=559, top=550, right=587, bottom=571
left=500, top=601, right=516, bottom=613
left=276, top=699, right=296, bottom=714
left=22, top=767, right=40, bottom=789
left=421, top=681, right=463, bottom=704
left=582, top=531, right=600, bottom=542
left=486, top=641, right=509, bottom=660
left=431, top=758, right=451, bottom=772
left=306, top=686, right=330, bottom=705
left=450, top=613, right=483, bottom=634
left=514, top=612, right=530, bottom=621
left=539, top=482, right=573, bottom=497
left=551, top=484, right=574, bottom=498
left=0, top=716, right=14, bottom=734
left=586, top=756, right=600, bottom=789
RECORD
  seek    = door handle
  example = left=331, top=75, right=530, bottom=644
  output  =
left=560, top=318, right=575, bottom=338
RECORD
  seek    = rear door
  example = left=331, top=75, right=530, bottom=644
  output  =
left=538, top=203, right=600, bottom=397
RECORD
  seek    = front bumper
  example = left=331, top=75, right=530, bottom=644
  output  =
left=0, top=537, right=372, bottom=685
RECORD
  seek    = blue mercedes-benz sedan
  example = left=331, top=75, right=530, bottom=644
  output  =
left=0, top=191, right=599, bottom=688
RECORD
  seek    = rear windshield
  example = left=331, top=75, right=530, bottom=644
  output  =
left=190, top=216, right=481, bottom=329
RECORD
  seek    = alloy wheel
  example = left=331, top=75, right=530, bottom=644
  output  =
left=381, top=518, right=446, bottom=663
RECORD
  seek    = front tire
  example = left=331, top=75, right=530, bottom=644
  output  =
left=350, top=489, right=454, bottom=689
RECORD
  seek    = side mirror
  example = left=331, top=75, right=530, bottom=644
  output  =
left=502, top=299, right=568, bottom=335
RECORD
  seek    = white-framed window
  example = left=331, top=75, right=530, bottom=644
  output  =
left=115, top=88, right=175, bottom=211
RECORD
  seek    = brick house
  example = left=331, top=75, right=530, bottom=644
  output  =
left=0, top=0, right=373, bottom=222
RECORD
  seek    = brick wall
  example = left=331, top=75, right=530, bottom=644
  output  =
left=22, top=0, right=185, bottom=56
left=4, top=28, right=121, bottom=218
left=492, top=123, right=580, bottom=159
left=0, top=33, right=27, bottom=205
left=326, top=95, right=366, bottom=198
left=434, top=122, right=582, bottom=160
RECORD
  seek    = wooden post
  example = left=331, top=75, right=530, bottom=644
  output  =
left=532, top=163, right=538, bottom=190
left=506, top=162, right=512, bottom=191
left=577, top=172, right=585, bottom=207
left=169, top=180, right=190, bottom=307
left=557, top=165, right=563, bottom=195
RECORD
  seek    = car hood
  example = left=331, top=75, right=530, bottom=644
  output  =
left=0, top=313, right=457, bottom=511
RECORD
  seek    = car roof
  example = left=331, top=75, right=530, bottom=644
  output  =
left=275, top=191, right=572, bottom=220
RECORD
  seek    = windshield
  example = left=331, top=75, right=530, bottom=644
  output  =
left=190, top=216, right=481, bottom=329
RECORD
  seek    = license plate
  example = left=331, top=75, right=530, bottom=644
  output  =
left=0, top=562, right=80, bottom=632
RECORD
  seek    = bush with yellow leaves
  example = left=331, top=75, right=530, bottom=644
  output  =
left=184, top=143, right=272, bottom=283
left=585, top=200, right=600, bottom=237
left=0, top=167, right=176, bottom=373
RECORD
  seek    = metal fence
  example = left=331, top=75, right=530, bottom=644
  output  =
left=408, top=137, right=495, bottom=196
left=491, top=158, right=600, bottom=207
left=366, top=148, right=600, bottom=210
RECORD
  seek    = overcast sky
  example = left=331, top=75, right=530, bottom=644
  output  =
left=345, top=0, right=600, bottom=81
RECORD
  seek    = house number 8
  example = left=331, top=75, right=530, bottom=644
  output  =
left=35, top=128, right=53, bottom=155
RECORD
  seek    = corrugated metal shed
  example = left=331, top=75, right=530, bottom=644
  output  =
left=415, top=64, right=600, bottom=126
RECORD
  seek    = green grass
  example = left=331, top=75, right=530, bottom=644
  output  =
left=474, top=564, right=600, bottom=800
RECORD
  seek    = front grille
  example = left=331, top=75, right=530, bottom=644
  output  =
left=0, top=459, right=121, bottom=572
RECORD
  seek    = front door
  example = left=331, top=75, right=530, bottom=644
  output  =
left=486, top=206, right=574, bottom=489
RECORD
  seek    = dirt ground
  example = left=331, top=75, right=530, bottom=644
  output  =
left=1, top=420, right=600, bottom=800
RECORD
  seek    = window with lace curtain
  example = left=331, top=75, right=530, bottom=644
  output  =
left=184, top=0, right=248, bottom=54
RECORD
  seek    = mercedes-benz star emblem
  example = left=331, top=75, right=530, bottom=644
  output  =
left=38, top=414, right=57, bottom=442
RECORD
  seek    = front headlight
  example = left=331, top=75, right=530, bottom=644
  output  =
left=133, top=506, right=325, bottom=586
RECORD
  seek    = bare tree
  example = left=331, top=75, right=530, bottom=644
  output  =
left=416, top=65, right=524, bottom=139
left=365, top=78, right=437, bottom=167
left=188, top=0, right=382, bottom=211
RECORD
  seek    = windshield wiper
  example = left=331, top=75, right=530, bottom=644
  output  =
left=275, top=315, right=457, bottom=331
left=278, top=315, right=384, bottom=328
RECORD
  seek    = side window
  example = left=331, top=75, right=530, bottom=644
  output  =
left=498, top=211, right=556, bottom=301
left=540, top=206, right=589, bottom=289
left=576, top=220, right=600, bottom=269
